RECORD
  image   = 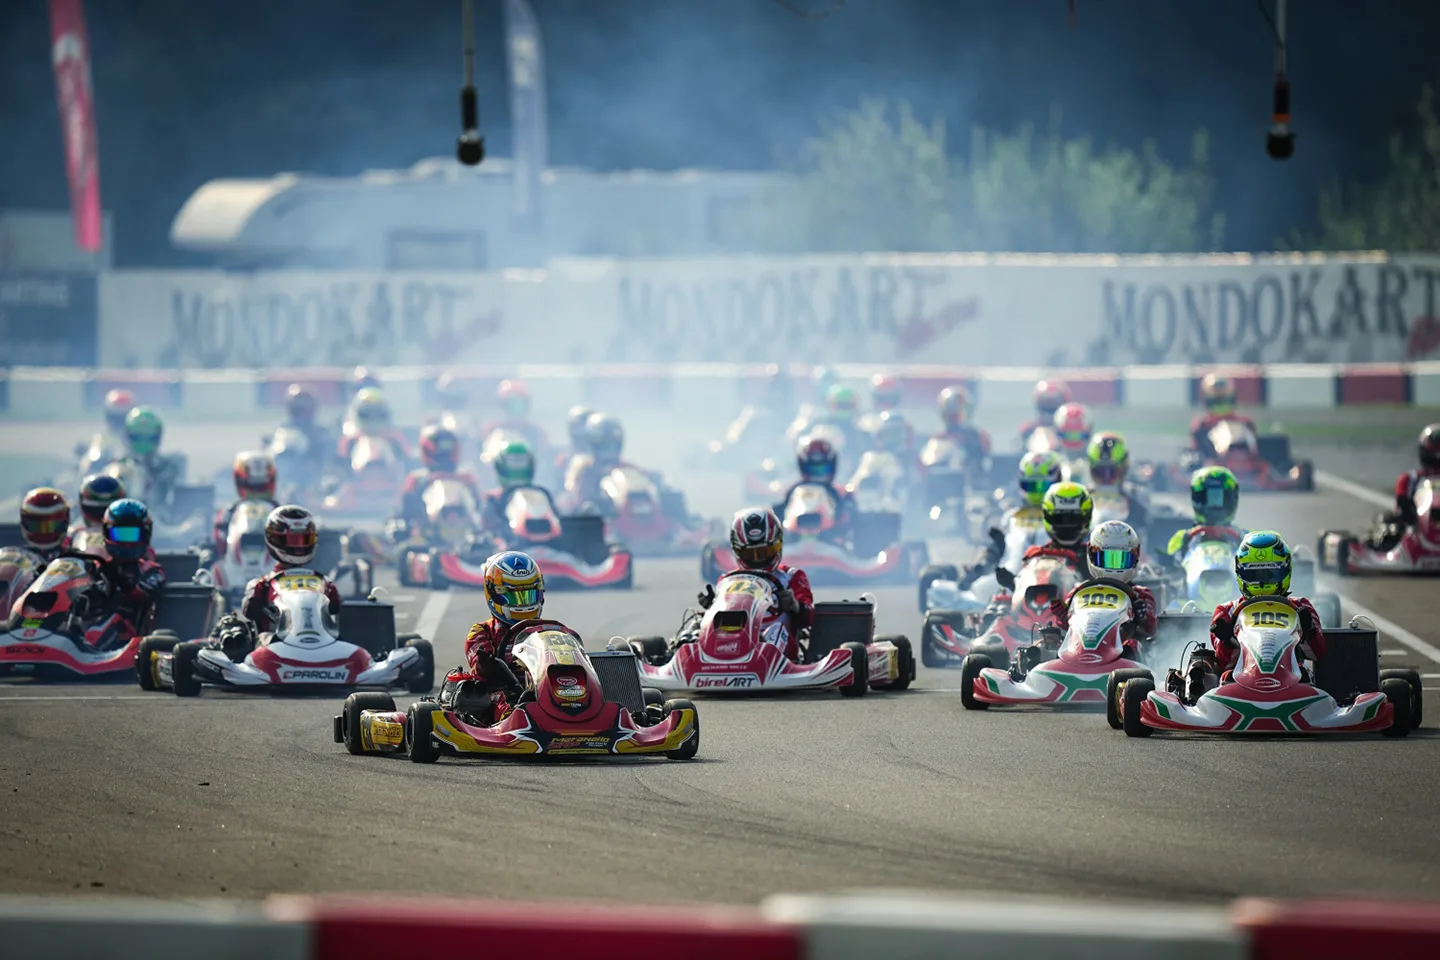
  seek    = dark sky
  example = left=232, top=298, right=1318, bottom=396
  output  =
left=2, top=0, right=1437, bottom=265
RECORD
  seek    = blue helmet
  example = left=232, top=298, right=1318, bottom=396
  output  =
left=102, top=498, right=152, bottom=561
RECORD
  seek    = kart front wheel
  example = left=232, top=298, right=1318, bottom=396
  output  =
left=406, top=701, right=443, bottom=763
left=403, top=637, right=435, bottom=694
left=838, top=641, right=869, bottom=698
left=1380, top=668, right=1423, bottom=729
left=135, top=634, right=179, bottom=691
left=876, top=635, right=913, bottom=691
left=663, top=698, right=699, bottom=760
left=960, top=654, right=990, bottom=711
left=1381, top=677, right=1414, bottom=737
left=1122, top=677, right=1156, bottom=737
left=171, top=642, right=203, bottom=698
left=1106, top=668, right=1152, bottom=731
left=343, top=692, right=398, bottom=755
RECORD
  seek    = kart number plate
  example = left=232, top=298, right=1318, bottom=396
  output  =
left=1241, top=604, right=1293, bottom=629
left=276, top=575, right=324, bottom=593
left=1075, top=586, right=1124, bottom=609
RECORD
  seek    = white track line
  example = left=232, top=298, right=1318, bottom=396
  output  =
left=1315, top=470, right=1392, bottom=509
left=0, top=695, right=159, bottom=702
left=412, top=591, right=453, bottom=640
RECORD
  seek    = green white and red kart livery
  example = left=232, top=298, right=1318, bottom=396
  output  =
left=629, top=570, right=912, bottom=697
left=961, top=579, right=1151, bottom=710
left=1120, top=597, right=1415, bottom=737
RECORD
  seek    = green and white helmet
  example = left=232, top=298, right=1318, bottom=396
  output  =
left=124, top=406, right=163, bottom=456
left=495, top=440, right=535, bottom=486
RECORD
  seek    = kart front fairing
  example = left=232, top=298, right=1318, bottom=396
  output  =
left=177, top=637, right=420, bottom=688
left=0, top=624, right=142, bottom=676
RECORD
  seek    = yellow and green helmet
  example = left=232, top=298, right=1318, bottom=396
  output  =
left=1086, top=431, right=1129, bottom=487
left=1042, top=481, right=1093, bottom=547
left=1234, top=530, right=1291, bottom=598
left=1191, top=466, right=1240, bottom=525
left=1017, top=450, right=1064, bottom=505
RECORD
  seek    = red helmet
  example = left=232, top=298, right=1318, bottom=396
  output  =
left=265, top=504, right=318, bottom=566
left=420, top=424, right=461, bottom=471
left=871, top=374, right=902, bottom=411
left=1053, top=402, right=1093, bottom=453
left=103, top=388, right=136, bottom=431
left=285, top=384, right=318, bottom=425
left=1033, top=380, right=1069, bottom=418
left=938, top=385, right=971, bottom=427
left=1420, top=424, right=1440, bottom=469
left=21, top=487, right=70, bottom=550
left=497, top=379, right=531, bottom=417
left=796, top=435, right=839, bottom=483
left=729, top=507, right=783, bottom=572
left=232, top=451, right=278, bottom=500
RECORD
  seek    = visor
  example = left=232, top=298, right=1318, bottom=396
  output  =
left=106, top=525, right=143, bottom=543
left=800, top=463, right=836, bottom=482
left=1058, top=429, right=1088, bottom=447
left=1090, top=464, right=1122, bottom=486
left=495, top=586, right=539, bottom=608
left=25, top=518, right=65, bottom=534
left=1019, top=475, right=1050, bottom=497
left=1089, top=546, right=1138, bottom=571
left=736, top=543, right=780, bottom=567
left=1239, top=562, right=1288, bottom=585
left=282, top=530, right=317, bottom=549
left=130, top=438, right=159, bottom=454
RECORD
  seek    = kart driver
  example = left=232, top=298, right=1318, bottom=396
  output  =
left=72, top=474, right=128, bottom=540
left=479, top=379, right=549, bottom=456
left=1189, top=373, right=1257, bottom=458
left=1048, top=521, right=1159, bottom=653
left=1364, top=423, right=1440, bottom=549
left=953, top=451, right=1064, bottom=589
left=1053, top=402, right=1093, bottom=461
left=1180, top=531, right=1326, bottom=701
left=77, top=388, right=136, bottom=472
left=211, top=452, right=279, bottom=557
left=481, top=440, right=558, bottom=535
left=1087, top=432, right=1151, bottom=532
left=816, top=384, right=868, bottom=455
left=563, top=413, right=642, bottom=511
left=122, top=407, right=184, bottom=501
left=460, top=550, right=548, bottom=721
left=1018, top=379, right=1069, bottom=444
left=1020, top=481, right=1094, bottom=571
left=554, top=405, right=594, bottom=477
left=784, top=366, right=840, bottom=443
left=930, top=385, right=992, bottom=468
left=85, top=499, right=166, bottom=650
left=396, top=425, right=485, bottom=533
left=857, top=373, right=902, bottom=436
left=277, top=384, right=336, bottom=474
left=1165, top=466, right=1245, bottom=558
left=337, top=388, right=410, bottom=464
left=19, top=487, right=73, bottom=565
left=697, top=507, right=814, bottom=661
left=779, top=435, right=856, bottom=543
left=232, top=505, right=342, bottom=641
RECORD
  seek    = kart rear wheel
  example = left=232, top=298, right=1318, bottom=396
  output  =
left=838, top=641, right=869, bottom=698
left=1381, top=676, right=1415, bottom=736
left=171, top=642, right=203, bottom=698
left=1106, top=668, right=1153, bottom=731
left=662, top=698, right=699, bottom=760
left=627, top=636, right=668, bottom=666
left=403, top=637, right=435, bottom=694
left=343, top=692, right=398, bottom=755
left=960, top=654, right=990, bottom=711
left=406, top=701, right=443, bottom=763
left=1380, top=668, right=1423, bottom=729
left=1122, top=677, right=1155, bottom=737
left=876, top=635, right=913, bottom=691
left=135, top=634, right=180, bottom=691
left=917, top=563, right=959, bottom=616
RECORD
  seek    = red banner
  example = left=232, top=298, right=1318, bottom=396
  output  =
left=49, top=0, right=102, bottom=253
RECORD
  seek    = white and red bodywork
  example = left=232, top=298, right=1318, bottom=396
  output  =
left=209, top=500, right=271, bottom=604
left=0, top=555, right=145, bottom=678
left=929, top=556, right=1080, bottom=662
left=324, top=435, right=407, bottom=516
left=599, top=467, right=709, bottom=556
left=1321, top=478, right=1440, bottom=576
left=1193, top=421, right=1312, bottom=492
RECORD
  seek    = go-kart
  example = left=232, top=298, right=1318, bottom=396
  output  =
left=265, top=425, right=326, bottom=504
left=137, top=579, right=433, bottom=697
left=740, top=422, right=850, bottom=501
left=0, top=553, right=217, bottom=681
left=1116, top=599, right=1419, bottom=737
left=701, top=482, right=928, bottom=586
left=322, top=435, right=408, bottom=518
left=920, top=554, right=1082, bottom=670
left=334, top=619, right=698, bottom=761
left=590, top=465, right=711, bottom=557
left=1319, top=477, right=1440, bottom=576
left=1156, top=420, right=1313, bottom=493
left=960, top=579, right=1152, bottom=712
left=0, top=541, right=44, bottom=619
left=1160, top=526, right=1341, bottom=626
left=207, top=500, right=272, bottom=609
left=627, top=571, right=913, bottom=697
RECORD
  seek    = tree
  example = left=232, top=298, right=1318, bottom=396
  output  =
left=773, top=98, right=1225, bottom=254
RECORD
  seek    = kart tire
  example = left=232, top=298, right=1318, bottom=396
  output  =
left=403, top=638, right=436, bottom=694
left=662, top=698, right=700, bottom=760
left=406, top=701, right=443, bottom=763
left=135, top=634, right=180, bottom=691
left=1106, top=668, right=1153, bottom=731
left=610, top=546, right=635, bottom=590
left=343, top=692, right=398, bottom=755
left=396, top=549, right=415, bottom=588
left=641, top=686, right=666, bottom=723
left=627, top=636, right=668, bottom=666
left=1381, top=668, right=1423, bottom=729
left=838, top=641, right=869, bottom=698
left=172, top=641, right=203, bottom=698
left=1336, top=537, right=1353, bottom=578
left=917, top=563, right=959, bottom=616
left=1122, top=677, right=1155, bottom=737
left=1295, top=460, right=1315, bottom=492
left=1381, top=677, right=1413, bottom=737
left=960, top=653, right=991, bottom=711
left=876, top=635, right=913, bottom=691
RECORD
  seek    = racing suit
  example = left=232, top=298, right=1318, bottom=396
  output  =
left=1189, top=413, right=1257, bottom=458
left=87, top=555, right=166, bottom=649
left=210, top=497, right=279, bottom=557
left=699, top=565, right=814, bottom=660
left=240, top=564, right=343, bottom=636
left=1209, top=596, right=1326, bottom=673
left=1049, top=579, right=1159, bottom=657
left=460, top=616, right=545, bottom=721
left=1365, top=467, right=1440, bottom=548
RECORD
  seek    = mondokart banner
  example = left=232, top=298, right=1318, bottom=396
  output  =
left=504, top=0, right=546, bottom=227
left=0, top=273, right=99, bottom=366
left=49, top=0, right=103, bottom=253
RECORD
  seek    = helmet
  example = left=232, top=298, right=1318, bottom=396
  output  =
left=1042, top=481, right=1093, bottom=547
left=586, top=414, right=624, bottom=463
left=79, top=473, right=126, bottom=525
left=352, top=387, right=391, bottom=434
left=1200, top=373, right=1237, bottom=415
left=495, top=440, right=536, bottom=486
left=1420, top=424, right=1440, bottom=469
left=567, top=405, right=594, bottom=448
left=124, top=407, right=164, bottom=457
left=1235, top=530, right=1292, bottom=598
left=1087, top=521, right=1141, bottom=583
left=1053, top=402, right=1092, bottom=454
left=434, top=370, right=467, bottom=411
left=1190, top=466, right=1240, bottom=525
left=419, top=424, right=461, bottom=472
left=483, top=550, right=544, bottom=624
left=826, top=384, right=858, bottom=421
left=1017, top=450, right=1064, bottom=505
left=264, top=504, right=318, bottom=566
left=796, top=435, right=839, bottom=483
left=285, top=384, right=318, bottom=426
left=875, top=410, right=911, bottom=453
left=20, top=487, right=70, bottom=550
left=351, top=366, right=381, bottom=395
left=497, top=379, right=531, bottom=418
left=1086, top=431, right=1130, bottom=487
left=811, top=366, right=839, bottom=400
left=232, top=451, right=278, bottom=500
left=102, top=498, right=152, bottom=561
left=103, top=388, right=136, bottom=432
left=871, top=374, right=902, bottom=411
left=729, top=507, right=783, bottom=572
left=1034, top=379, right=1069, bottom=418
left=938, top=385, right=971, bottom=427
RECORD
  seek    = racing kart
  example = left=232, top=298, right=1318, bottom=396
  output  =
left=0, top=541, right=43, bottom=620
left=1319, top=477, right=1440, bottom=577
left=207, top=500, right=272, bottom=609
left=137, top=577, right=433, bottom=697
left=591, top=465, right=712, bottom=557
left=920, top=554, right=1082, bottom=670
left=701, top=482, right=928, bottom=586
left=1115, top=600, right=1419, bottom=737
left=1152, top=420, right=1313, bottom=493
left=0, top=553, right=217, bottom=681
left=334, top=619, right=698, bottom=761
left=627, top=571, right=913, bottom=697
left=322, top=434, right=408, bottom=518
left=960, top=578, right=1152, bottom=712
left=1160, top=525, right=1341, bottom=626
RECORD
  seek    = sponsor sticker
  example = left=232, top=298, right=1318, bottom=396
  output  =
left=713, top=640, right=741, bottom=654
left=364, top=716, right=405, bottom=748
left=548, top=735, right=612, bottom=751
left=279, top=667, right=350, bottom=682
left=1076, top=586, right=1124, bottom=608
left=695, top=675, right=757, bottom=689
left=554, top=682, right=586, bottom=700
left=5, top=645, right=47, bottom=656
left=275, top=575, right=324, bottom=593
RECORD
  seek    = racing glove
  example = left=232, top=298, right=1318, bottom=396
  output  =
left=697, top=583, right=716, bottom=609
left=777, top=589, right=800, bottom=615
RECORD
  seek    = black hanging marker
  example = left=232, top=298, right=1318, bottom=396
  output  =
left=1265, top=0, right=1294, bottom=160
left=457, top=0, right=485, bottom=166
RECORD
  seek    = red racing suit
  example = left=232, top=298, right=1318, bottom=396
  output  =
left=240, top=564, right=343, bottom=635
left=1392, top=467, right=1440, bottom=525
left=1050, top=580, right=1159, bottom=643
left=89, top=555, right=166, bottom=638
left=1189, top=413, right=1257, bottom=457
left=1209, top=596, right=1327, bottom=672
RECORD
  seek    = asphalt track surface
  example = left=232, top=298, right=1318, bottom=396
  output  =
left=2, top=417, right=1439, bottom=905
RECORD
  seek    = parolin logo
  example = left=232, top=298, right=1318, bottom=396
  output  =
left=280, top=668, right=349, bottom=682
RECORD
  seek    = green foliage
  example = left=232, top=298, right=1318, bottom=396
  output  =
left=1291, top=85, right=1440, bottom=251
left=775, top=98, right=1224, bottom=253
